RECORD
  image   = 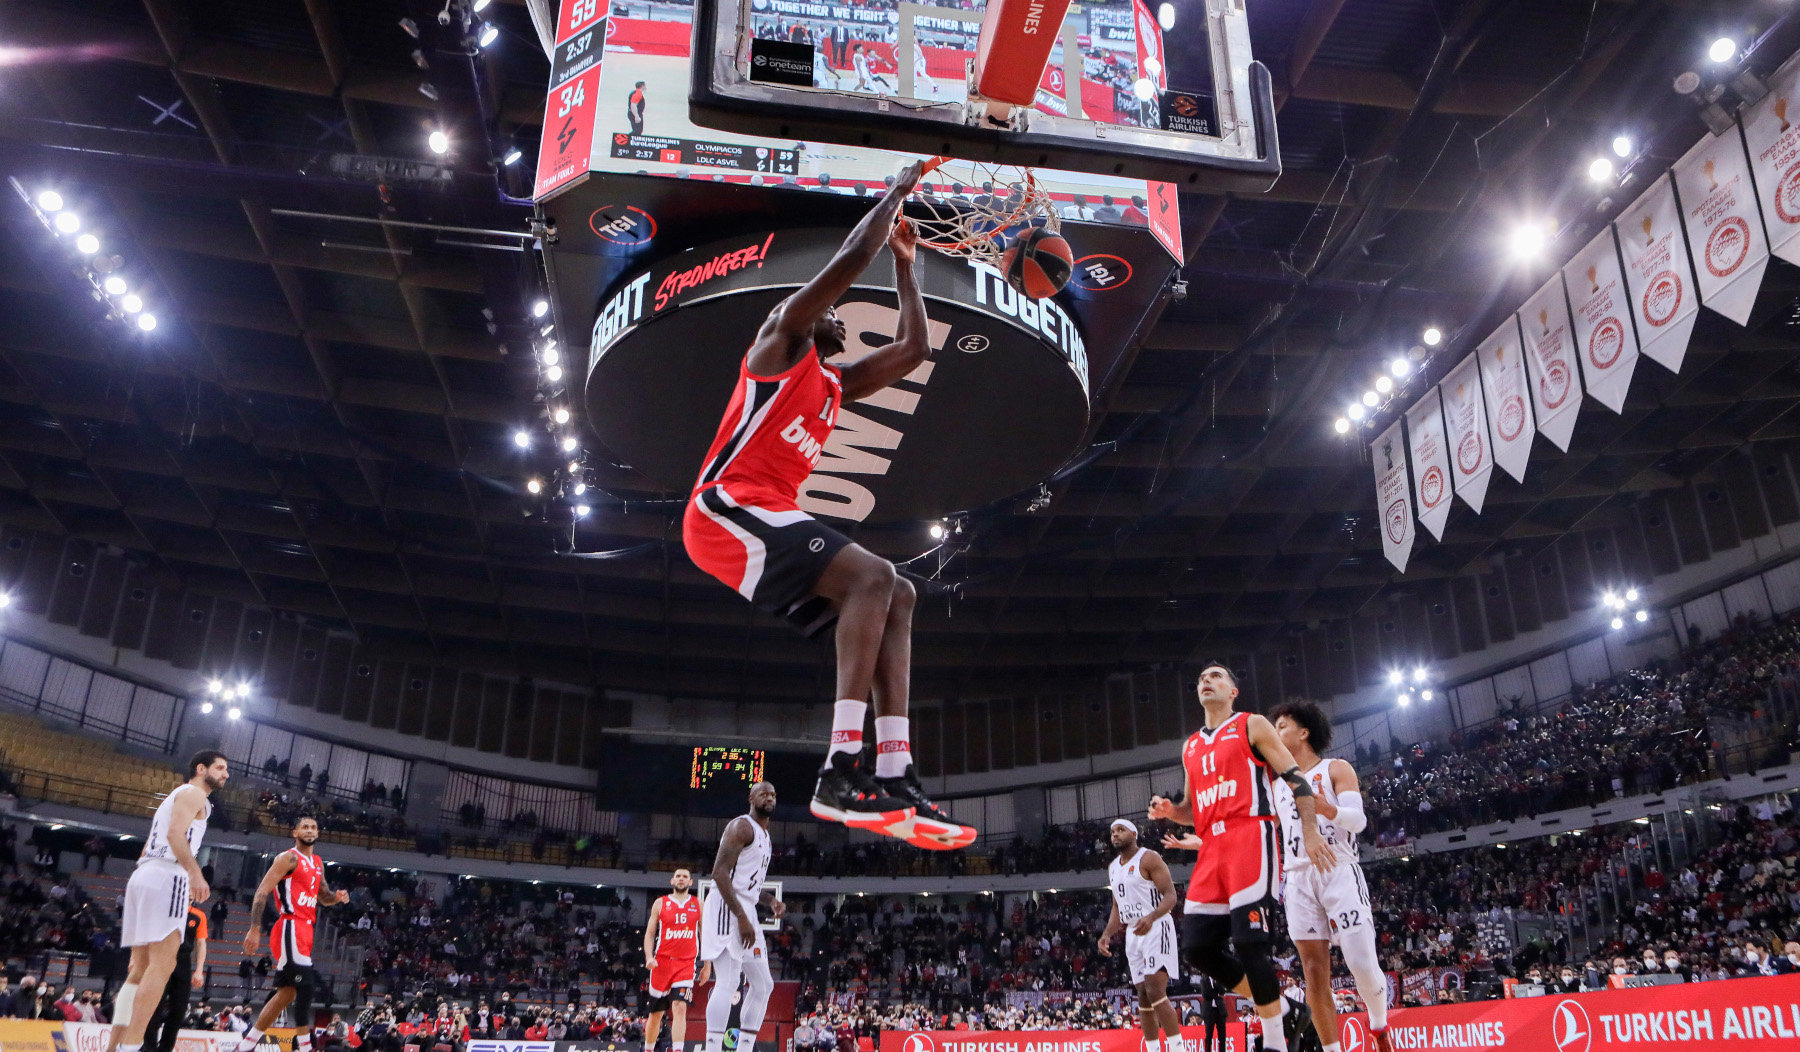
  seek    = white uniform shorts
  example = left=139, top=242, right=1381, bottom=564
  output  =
left=121, top=861, right=190, bottom=948
left=1124, top=916, right=1180, bottom=985
left=1282, top=859, right=1373, bottom=947
left=700, top=892, right=768, bottom=964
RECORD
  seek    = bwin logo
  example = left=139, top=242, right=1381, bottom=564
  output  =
left=901, top=1036, right=934, bottom=1052
left=780, top=417, right=823, bottom=463
left=1553, top=999, right=1592, bottom=1052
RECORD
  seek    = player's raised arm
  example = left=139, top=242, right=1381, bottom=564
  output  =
left=710, top=819, right=759, bottom=948
left=243, top=852, right=297, bottom=954
left=839, top=219, right=929, bottom=400
left=1148, top=778, right=1193, bottom=826
left=761, top=162, right=923, bottom=342
left=1247, top=714, right=1336, bottom=872
left=1134, top=850, right=1178, bottom=937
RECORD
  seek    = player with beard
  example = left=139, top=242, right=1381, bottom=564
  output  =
left=683, top=161, right=972, bottom=850
left=644, top=868, right=709, bottom=1052
left=237, top=817, right=348, bottom=1052
left=700, top=783, right=784, bottom=1052
left=114, top=752, right=229, bottom=1052
left=1149, top=664, right=1333, bottom=1052
left=1097, top=819, right=1183, bottom=1052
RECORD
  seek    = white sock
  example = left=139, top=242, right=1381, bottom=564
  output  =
left=1368, top=990, right=1388, bottom=1030
left=237, top=1030, right=264, bottom=1052
left=874, top=716, right=912, bottom=777
left=705, top=1030, right=727, bottom=1052
left=825, top=699, right=866, bottom=766
left=1323, top=1044, right=1341, bottom=1052
left=1261, top=1001, right=1288, bottom=1052
left=1143, top=1038, right=1160, bottom=1052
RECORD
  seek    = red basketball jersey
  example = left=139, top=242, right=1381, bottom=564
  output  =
left=654, top=893, right=701, bottom=962
left=1181, top=712, right=1275, bottom=834
left=691, top=349, right=842, bottom=510
left=275, top=848, right=323, bottom=925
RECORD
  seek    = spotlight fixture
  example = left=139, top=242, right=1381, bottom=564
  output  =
left=513, top=430, right=531, bottom=448
left=545, top=365, right=563, bottom=383
left=103, top=275, right=127, bottom=296
left=76, top=233, right=100, bottom=254
left=1397, top=694, right=1410, bottom=707
left=1612, top=135, right=1634, bottom=158
left=1625, top=588, right=1639, bottom=602
left=527, top=478, right=543, bottom=494
left=0, top=592, right=10, bottom=608
left=575, top=504, right=591, bottom=517
left=1347, top=403, right=1366, bottom=421
left=1375, top=376, right=1394, bottom=394
left=573, top=482, right=587, bottom=496
left=1635, top=609, right=1649, bottom=622
left=503, top=149, right=523, bottom=166
left=1387, top=669, right=1404, bottom=686
left=54, top=212, right=80, bottom=234
left=553, top=407, right=571, bottom=424
left=1420, top=689, right=1434, bottom=702
left=1389, top=357, right=1412, bottom=377
left=1333, top=418, right=1350, bottom=434
left=1587, top=157, right=1614, bottom=183
left=1361, top=390, right=1378, bottom=407
left=532, top=299, right=550, bottom=318
left=121, top=294, right=143, bottom=313
left=477, top=23, right=499, bottom=48
left=428, top=129, right=450, bottom=155
left=561, top=436, right=578, bottom=453
left=1611, top=617, right=1625, bottom=631
left=1709, top=37, right=1737, bottom=64
left=1422, top=326, right=1442, bottom=346
left=228, top=707, right=242, bottom=720
left=207, top=679, right=224, bottom=695
left=137, top=314, right=157, bottom=332
left=541, top=347, right=561, bottom=366
left=567, top=459, right=580, bottom=473
left=1412, top=666, right=1427, bottom=683
left=200, top=701, right=214, bottom=714
left=1508, top=218, right=1553, bottom=261
left=929, top=522, right=946, bottom=540
left=37, top=190, right=63, bottom=212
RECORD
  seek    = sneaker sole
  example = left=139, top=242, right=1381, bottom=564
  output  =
left=810, top=799, right=914, bottom=830
left=883, top=814, right=978, bottom=850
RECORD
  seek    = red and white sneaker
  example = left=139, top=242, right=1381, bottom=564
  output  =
left=875, top=765, right=979, bottom=850
left=1370, top=1025, right=1395, bottom=1052
left=810, top=753, right=915, bottom=831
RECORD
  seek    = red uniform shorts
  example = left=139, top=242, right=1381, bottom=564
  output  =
left=1184, top=819, right=1279, bottom=941
left=649, top=953, right=698, bottom=1000
left=683, top=485, right=850, bottom=638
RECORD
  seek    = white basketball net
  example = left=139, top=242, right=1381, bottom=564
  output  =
left=908, top=159, right=1062, bottom=268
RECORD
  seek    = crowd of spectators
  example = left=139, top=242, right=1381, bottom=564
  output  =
left=0, top=824, right=115, bottom=965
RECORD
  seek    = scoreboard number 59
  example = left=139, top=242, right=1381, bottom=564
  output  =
left=568, top=0, right=597, bottom=29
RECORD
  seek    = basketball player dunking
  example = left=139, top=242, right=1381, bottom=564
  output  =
left=1148, top=664, right=1333, bottom=1052
left=644, top=868, right=710, bottom=1052
left=1098, top=819, right=1184, bottom=1052
left=238, top=816, right=348, bottom=1052
left=701, top=783, right=784, bottom=1052
left=114, top=752, right=227, bottom=1052
left=1270, top=700, right=1390, bottom=1052
left=683, top=160, right=973, bottom=850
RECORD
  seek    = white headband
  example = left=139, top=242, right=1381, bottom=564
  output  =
left=1111, top=818, right=1137, bottom=833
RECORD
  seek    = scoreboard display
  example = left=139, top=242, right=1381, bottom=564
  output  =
left=689, top=746, right=765, bottom=789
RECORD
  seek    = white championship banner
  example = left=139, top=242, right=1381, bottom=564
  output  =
left=1671, top=127, right=1770, bottom=325
left=1563, top=225, right=1641, bottom=413
left=1744, top=56, right=1800, bottom=265
left=1616, top=173, right=1700, bottom=373
left=1475, top=317, right=1534, bottom=483
left=1518, top=274, right=1584, bottom=450
left=1439, top=354, right=1494, bottom=513
left=1373, top=419, right=1415, bottom=573
left=1405, top=389, right=1453, bottom=541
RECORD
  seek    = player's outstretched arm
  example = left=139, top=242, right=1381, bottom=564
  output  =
left=1248, top=715, right=1337, bottom=872
left=243, top=852, right=298, bottom=954
left=709, top=819, right=758, bottom=949
left=762, top=162, right=923, bottom=342
left=839, top=219, right=928, bottom=400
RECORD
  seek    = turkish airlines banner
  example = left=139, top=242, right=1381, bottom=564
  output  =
left=1517, top=275, right=1584, bottom=451
left=1373, top=420, right=1415, bottom=573
left=1562, top=226, right=1640, bottom=413
left=1475, top=317, right=1534, bottom=483
left=1744, top=57, right=1800, bottom=265
left=1615, top=173, right=1699, bottom=373
left=1334, top=973, right=1800, bottom=1051
left=880, top=1025, right=1251, bottom=1052
left=1439, top=355, right=1493, bottom=513
left=1405, top=389, right=1453, bottom=540
left=1671, top=127, right=1770, bottom=324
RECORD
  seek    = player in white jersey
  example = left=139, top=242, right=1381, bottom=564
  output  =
left=701, top=782, right=784, bottom=1052
left=1269, top=701, right=1391, bottom=1052
left=115, top=751, right=230, bottom=1052
left=1098, top=819, right=1183, bottom=1052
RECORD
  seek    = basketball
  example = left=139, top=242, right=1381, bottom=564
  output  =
left=1000, top=228, right=1074, bottom=299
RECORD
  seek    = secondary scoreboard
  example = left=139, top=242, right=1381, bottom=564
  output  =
left=689, top=746, right=766, bottom=789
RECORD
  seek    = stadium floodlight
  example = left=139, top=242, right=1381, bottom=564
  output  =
left=503, top=149, right=523, bottom=166
left=1420, top=690, right=1434, bottom=702
left=1601, top=590, right=1619, bottom=609
left=37, top=191, right=63, bottom=212
left=573, top=483, right=587, bottom=496
left=1361, top=390, right=1379, bottom=407
left=1157, top=3, right=1174, bottom=31
left=1333, top=418, right=1350, bottom=435
left=238, top=681, right=251, bottom=696
left=207, top=679, right=224, bottom=695
left=527, top=478, right=543, bottom=494
left=1625, top=588, right=1639, bottom=602
left=1612, top=135, right=1634, bottom=158
left=1588, top=157, right=1614, bottom=183
left=561, top=436, right=578, bottom=453
left=1397, top=694, right=1410, bottom=707
left=477, top=23, right=499, bottom=48
left=575, top=504, right=591, bottom=517
left=1347, top=403, right=1366, bottom=421
left=1387, top=669, right=1404, bottom=685
left=1412, top=666, right=1427, bottom=683
left=545, top=365, right=563, bottom=383
left=1709, top=37, right=1737, bottom=64
left=1389, top=357, right=1412, bottom=378
left=1611, top=617, right=1625, bottom=631
left=1422, top=327, right=1442, bottom=346
left=1132, top=78, right=1156, bottom=101
left=227, top=707, right=242, bottom=720
left=474, top=0, right=494, bottom=10
left=1375, top=376, right=1394, bottom=394
left=138, top=314, right=157, bottom=332
left=104, top=275, right=128, bottom=296
left=0, top=592, right=11, bottom=609
left=54, top=211, right=80, bottom=234
left=121, top=293, right=143, bottom=314
left=513, top=430, right=531, bottom=449
left=929, top=522, right=946, bottom=540
left=553, top=406, right=571, bottom=425
left=1635, top=609, right=1649, bottom=622
left=76, top=233, right=100, bottom=254
left=532, top=299, right=550, bottom=318
left=199, top=702, right=214, bottom=714
left=541, top=347, right=561, bottom=367
left=429, top=130, right=449, bottom=155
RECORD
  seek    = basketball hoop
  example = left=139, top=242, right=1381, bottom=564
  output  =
left=908, top=157, right=1062, bottom=268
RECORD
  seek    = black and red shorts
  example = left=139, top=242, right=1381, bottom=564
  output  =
left=683, top=484, right=851, bottom=637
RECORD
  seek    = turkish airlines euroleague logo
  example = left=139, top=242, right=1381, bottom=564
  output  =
left=1339, top=1018, right=1364, bottom=1052
left=1554, top=999, right=1593, bottom=1052
left=901, top=1035, right=934, bottom=1052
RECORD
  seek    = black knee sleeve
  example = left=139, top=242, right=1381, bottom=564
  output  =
left=292, top=972, right=316, bottom=1030
left=1180, top=914, right=1246, bottom=991
left=1238, top=943, right=1280, bottom=1006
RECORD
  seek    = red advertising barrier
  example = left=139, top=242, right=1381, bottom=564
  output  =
left=879, top=1025, right=1249, bottom=1052
left=1334, top=973, right=1800, bottom=1051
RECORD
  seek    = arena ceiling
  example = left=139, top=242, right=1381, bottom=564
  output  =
left=4, top=0, right=1800, bottom=704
